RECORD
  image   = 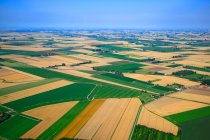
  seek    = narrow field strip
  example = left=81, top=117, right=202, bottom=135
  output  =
left=75, top=98, right=141, bottom=140
left=0, top=80, right=73, bottom=104
left=168, top=92, right=210, bottom=104
left=21, top=101, right=78, bottom=139
left=137, top=107, right=179, bottom=135
left=145, top=96, right=209, bottom=116
left=92, top=98, right=130, bottom=140
left=75, top=99, right=120, bottom=139
left=55, top=99, right=105, bottom=139
left=111, top=98, right=142, bottom=140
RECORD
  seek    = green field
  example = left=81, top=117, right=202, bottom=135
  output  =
left=131, top=125, right=180, bottom=140
left=96, top=44, right=133, bottom=51
left=0, top=115, right=40, bottom=139
left=0, top=78, right=60, bottom=96
left=4, top=83, right=95, bottom=112
left=38, top=101, right=90, bottom=140
left=94, top=73, right=173, bottom=94
left=94, top=61, right=145, bottom=73
left=142, top=46, right=181, bottom=52
left=185, top=66, right=210, bottom=72
left=6, top=41, right=37, bottom=46
left=0, top=49, right=41, bottom=56
left=100, top=53, right=149, bottom=63
left=91, top=84, right=152, bottom=103
left=166, top=106, right=210, bottom=140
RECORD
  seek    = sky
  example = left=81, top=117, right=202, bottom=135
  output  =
left=0, top=0, right=210, bottom=29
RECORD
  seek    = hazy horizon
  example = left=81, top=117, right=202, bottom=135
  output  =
left=0, top=0, right=210, bottom=29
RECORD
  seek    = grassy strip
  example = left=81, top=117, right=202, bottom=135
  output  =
left=96, top=44, right=133, bottom=51
left=4, top=83, right=95, bottom=112
left=0, top=78, right=60, bottom=96
left=100, top=53, right=148, bottom=63
left=94, top=73, right=173, bottom=94
left=185, top=66, right=210, bottom=73
left=0, top=115, right=40, bottom=139
left=38, top=101, right=90, bottom=140
left=0, top=49, right=41, bottom=56
left=131, top=125, right=180, bottom=140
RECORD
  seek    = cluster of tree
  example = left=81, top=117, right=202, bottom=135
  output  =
left=172, top=70, right=196, bottom=76
left=71, top=61, right=91, bottom=66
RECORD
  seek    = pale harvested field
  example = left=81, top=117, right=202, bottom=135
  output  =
left=111, top=98, right=142, bottom=140
left=0, top=81, right=18, bottom=88
left=0, top=67, right=43, bottom=88
left=1, top=45, right=59, bottom=52
left=75, top=98, right=141, bottom=140
left=138, top=107, right=178, bottom=135
left=124, top=73, right=199, bottom=87
left=185, top=54, right=210, bottom=63
left=194, top=70, right=210, bottom=76
left=70, top=54, right=120, bottom=64
left=55, top=99, right=105, bottom=139
left=21, top=101, right=78, bottom=139
left=0, top=80, right=72, bottom=104
left=145, top=96, right=208, bottom=116
left=121, top=51, right=178, bottom=60
left=12, top=55, right=84, bottom=68
left=168, top=88, right=210, bottom=104
left=56, top=68, right=93, bottom=78
left=160, top=66, right=186, bottom=75
left=2, top=66, right=43, bottom=80
left=73, top=48, right=95, bottom=54
left=183, top=88, right=210, bottom=96
left=175, top=60, right=210, bottom=67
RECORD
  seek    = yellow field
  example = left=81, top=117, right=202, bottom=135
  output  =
left=12, top=55, right=85, bottom=68
left=168, top=88, right=210, bottom=104
left=0, top=80, right=72, bottom=104
left=124, top=73, right=199, bottom=87
left=75, top=98, right=141, bottom=140
left=160, top=66, right=186, bottom=75
left=138, top=107, right=178, bottom=135
left=145, top=96, right=208, bottom=116
left=111, top=98, right=141, bottom=140
left=21, top=101, right=78, bottom=139
left=0, top=66, right=43, bottom=88
left=55, top=99, right=105, bottom=139
left=175, top=60, right=210, bottom=67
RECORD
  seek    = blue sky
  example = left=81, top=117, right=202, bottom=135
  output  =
left=0, top=0, right=209, bottom=29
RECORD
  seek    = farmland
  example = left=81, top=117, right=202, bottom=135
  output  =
left=0, top=30, right=210, bottom=140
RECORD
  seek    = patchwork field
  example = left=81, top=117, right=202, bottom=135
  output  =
left=55, top=99, right=105, bottom=139
left=0, top=80, right=72, bottom=104
left=138, top=107, right=179, bottom=135
left=124, top=73, right=199, bottom=87
left=0, top=30, right=210, bottom=140
left=168, top=88, right=210, bottom=104
left=64, top=98, right=142, bottom=140
left=21, top=101, right=78, bottom=139
left=0, top=66, right=43, bottom=88
left=145, top=96, right=208, bottom=116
